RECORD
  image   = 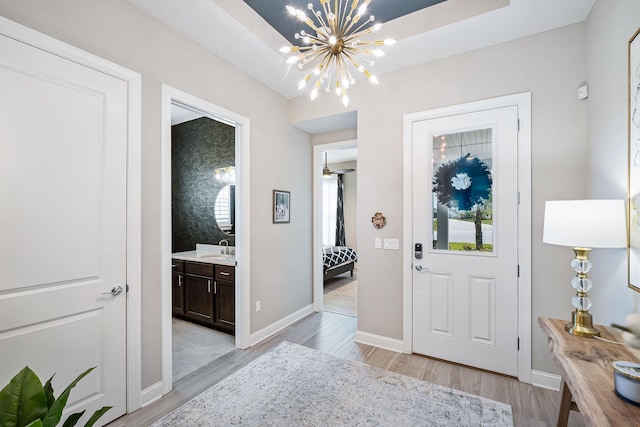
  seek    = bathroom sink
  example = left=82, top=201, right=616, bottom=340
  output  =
left=197, top=253, right=234, bottom=261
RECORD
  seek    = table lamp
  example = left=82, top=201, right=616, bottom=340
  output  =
left=543, top=199, right=627, bottom=337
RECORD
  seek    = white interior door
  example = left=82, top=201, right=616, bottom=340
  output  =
left=0, top=32, right=128, bottom=424
left=411, top=106, right=519, bottom=376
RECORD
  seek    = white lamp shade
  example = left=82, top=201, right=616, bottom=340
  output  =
left=543, top=199, right=627, bottom=248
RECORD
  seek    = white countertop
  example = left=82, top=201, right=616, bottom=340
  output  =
left=172, top=250, right=236, bottom=266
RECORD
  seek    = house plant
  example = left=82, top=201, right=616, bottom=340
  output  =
left=0, top=366, right=111, bottom=427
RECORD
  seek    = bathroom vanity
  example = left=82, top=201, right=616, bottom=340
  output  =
left=171, top=248, right=235, bottom=335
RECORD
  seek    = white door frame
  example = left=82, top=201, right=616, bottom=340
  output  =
left=402, top=93, right=532, bottom=383
left=313, top=139, right=357, bottom=312
left=0, top=16, right=143, bottom=411
left=160, top=85, right=251, bottom=395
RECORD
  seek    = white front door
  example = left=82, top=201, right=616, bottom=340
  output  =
left=411, top=106, right=519, bottom=376
left=0, top=32, right=128, bottom=424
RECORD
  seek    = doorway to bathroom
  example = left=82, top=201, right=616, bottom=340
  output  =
left=169, top=106, right=236, bottom=382
left=160, top=85, right=251, bottom=397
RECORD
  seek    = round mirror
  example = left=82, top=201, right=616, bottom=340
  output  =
left=214, top=184, right=235, bottom=235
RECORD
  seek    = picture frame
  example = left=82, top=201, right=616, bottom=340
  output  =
left=628, top=27, right=640, bottom=293
left=273, top=190, right=290, bottom=224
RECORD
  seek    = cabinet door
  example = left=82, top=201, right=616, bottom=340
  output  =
left=184, top=274, right=214, bottom=325
left=172, top=271, right=184, bottom=315
left=214, top=279, right=235, bottom=333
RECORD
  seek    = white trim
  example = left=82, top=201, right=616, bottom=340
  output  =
left=312, top=140, right=358, bottom=312
left=140, top=381, right=164, bottom=407
left=0, top=16, right=143, bottom=413
left=250, top=304, right=314, bottom=346
left=531, top=370, right=562, bottom=391
left=355, top=331, right=405, bottom=353
left=402, top=92, right=532, bottom=383
left=160, top=85, right=251, bottom=396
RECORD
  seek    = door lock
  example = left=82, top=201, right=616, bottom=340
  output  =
left=103, top=285, right=124, bottom=296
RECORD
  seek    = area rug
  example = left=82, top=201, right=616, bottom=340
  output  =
left=151, top=341, right=513, bottom=426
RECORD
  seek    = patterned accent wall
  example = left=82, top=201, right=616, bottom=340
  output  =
left=172, top=117, right=235, bottom=252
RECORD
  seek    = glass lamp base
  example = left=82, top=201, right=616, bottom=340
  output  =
left=565, top=310, right=600, bottom=338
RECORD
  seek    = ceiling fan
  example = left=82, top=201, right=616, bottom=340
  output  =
left=323, top=152, right=356, bottom=177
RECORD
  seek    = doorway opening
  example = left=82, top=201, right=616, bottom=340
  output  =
left=169, top=106, right=237, bottom=382
left=160, top=85, right=251, bottom=397
left=313, top=141, right=358, bottom=317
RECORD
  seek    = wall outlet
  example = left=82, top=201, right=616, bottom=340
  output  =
left=256, top=300, right=261, bottom=312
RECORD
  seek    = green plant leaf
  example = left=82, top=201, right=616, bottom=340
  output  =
left=83, top=406, right=112, bottom=427
left=0, top=366, right=48, bottom=427
left=24, top=420, right=44, bottom=427
left=43, top=376, right=55, bottom=410
left=60, top=411, right=84, bottom=427
left=41, top=367, right=95, bottom=427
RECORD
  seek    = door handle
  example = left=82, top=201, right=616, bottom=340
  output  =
left=415, top=264, right=427, bottom=272
left=103, top=285, right=124, bottom=296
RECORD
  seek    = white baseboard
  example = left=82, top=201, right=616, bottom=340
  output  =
left=250, top=304, right=314, bottom=346
left=531, top=370, right=562, bottom=391
left=355, top=330, right=405, bottom=353
left=140, top=381, right=164, bottom=407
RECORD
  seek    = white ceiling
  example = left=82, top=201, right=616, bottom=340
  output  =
left=129, top=0, right=594, bottom=99
left=135, top=0, right=594, bottom=134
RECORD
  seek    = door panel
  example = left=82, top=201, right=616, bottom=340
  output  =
left=0, top=33, right=127, bottom=424
left=412, top=106, right=518, bottom=376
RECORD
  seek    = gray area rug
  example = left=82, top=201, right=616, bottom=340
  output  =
left=151, top=341, right=513, bottom=426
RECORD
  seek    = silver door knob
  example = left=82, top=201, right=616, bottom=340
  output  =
left=415, top=264, right=423, bottom=272
left=103, top=285, right=123, bottom=296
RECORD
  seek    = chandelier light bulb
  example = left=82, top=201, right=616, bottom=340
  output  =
left=280, top=0, right=394, bottom=106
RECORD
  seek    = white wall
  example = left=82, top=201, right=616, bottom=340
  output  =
left=586, top=1, right=640, bottom=323
left=0, top=0, right=313, bottom=389
left=291, top=23, right=589, bottom=373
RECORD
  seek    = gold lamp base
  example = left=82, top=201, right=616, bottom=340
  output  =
left=565, top=310, right=600, bottom=338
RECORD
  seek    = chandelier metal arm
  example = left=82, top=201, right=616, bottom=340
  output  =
left=281, top=0, right=393, bottom=106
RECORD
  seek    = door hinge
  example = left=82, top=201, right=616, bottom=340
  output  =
left=517, top=118, right=520, bottom=131
left=517, top=265, right=520, bottom=277
left=517, top=337, right=520, bottom=351
left=126, top=284, right=129, bottom=292
left=517, top=191, right=520, bottom=205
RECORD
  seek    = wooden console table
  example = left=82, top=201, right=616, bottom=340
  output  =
left=539, top=317, right=640, bottom=427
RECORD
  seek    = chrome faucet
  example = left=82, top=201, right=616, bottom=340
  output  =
left=219, top=239, right=229, bottom=255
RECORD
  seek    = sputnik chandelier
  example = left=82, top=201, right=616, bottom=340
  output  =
left=280, top=0, right=395, bottom=107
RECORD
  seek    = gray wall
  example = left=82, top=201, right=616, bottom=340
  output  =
left=0, top=0, right=313, bottom=389
left=172, top=117, right=236, bottom=251
left=291, top=22, right=589, bottom=373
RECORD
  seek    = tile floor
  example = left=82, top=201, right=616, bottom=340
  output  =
left=172, top=317, right=235, bottom=382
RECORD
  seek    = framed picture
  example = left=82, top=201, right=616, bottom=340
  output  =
left=273, top=190, right=290, bottom=224
left=629, top=27, right=640, bottom=292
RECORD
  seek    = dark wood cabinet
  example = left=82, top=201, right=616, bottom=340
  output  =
left=172, top=260, right=185, bottom=315
left=183, top=261, right=215, bottom=326
left=214, top=265, right=235, bottom=334
left=172, top=258, right=235, bottom=335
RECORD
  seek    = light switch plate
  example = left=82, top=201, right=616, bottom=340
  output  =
left=375, top=237, right=382, bottom=248
left=383, top=238, right=399, bottom=250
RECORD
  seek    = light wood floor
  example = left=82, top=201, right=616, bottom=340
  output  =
left=323, top=272, right=357, bottom=317
left=108, top=311, right=585, bottom=427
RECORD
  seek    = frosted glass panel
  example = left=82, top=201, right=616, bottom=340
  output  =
left=431, top=129, right=494, bottom=253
